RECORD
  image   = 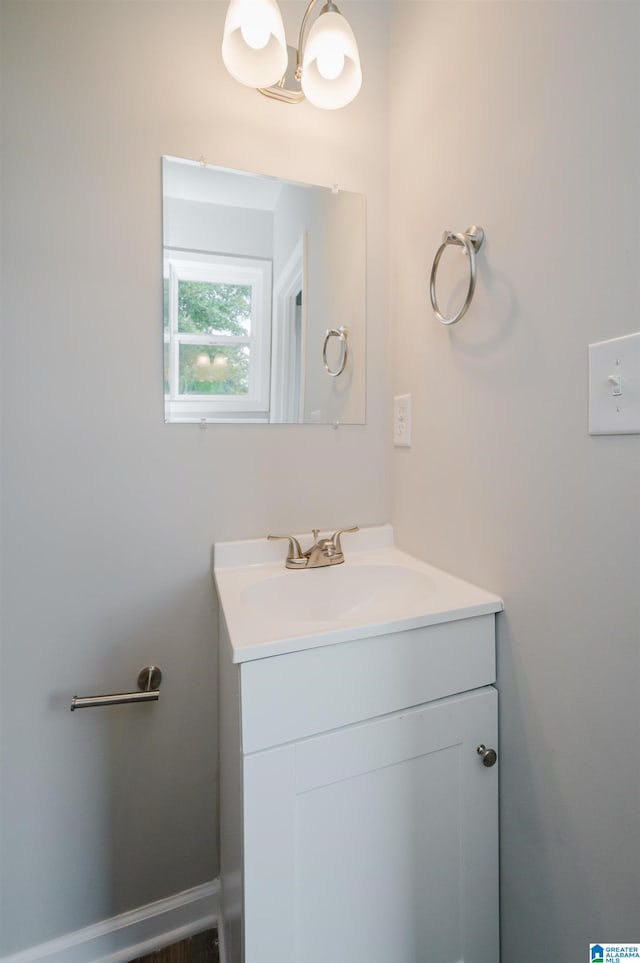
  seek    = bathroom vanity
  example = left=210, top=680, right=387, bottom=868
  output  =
left=214, top=525, right=503, bottom=963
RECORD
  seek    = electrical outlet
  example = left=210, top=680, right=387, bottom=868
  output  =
left=393, top=394, right=412, bottom=447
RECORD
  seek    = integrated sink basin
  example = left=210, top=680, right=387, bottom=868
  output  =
left=240, top=563, right=436, bottom=624
left=213, top=524, right=503, bottom=662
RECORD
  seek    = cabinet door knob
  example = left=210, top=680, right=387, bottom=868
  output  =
left=476, top=744, right=497, bottom=767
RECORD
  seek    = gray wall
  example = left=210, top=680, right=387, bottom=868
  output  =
left=164, top=196, right=275, bottom=259
left=389, top=1, right=640, bottom=959
left=0, top=1, right=390, bottom=954
left=3, top=0, right=638, bottom=957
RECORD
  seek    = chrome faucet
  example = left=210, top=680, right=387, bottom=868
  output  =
left=268, top=526, right=359, bottom=570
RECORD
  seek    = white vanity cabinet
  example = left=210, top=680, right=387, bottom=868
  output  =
left=218, top=610, right=500, bottom=963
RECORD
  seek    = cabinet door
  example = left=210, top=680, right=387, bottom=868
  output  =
left=243, top=686, right=498, bottom=963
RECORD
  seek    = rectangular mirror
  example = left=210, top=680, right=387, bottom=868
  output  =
left=162, top=157, right=366, bottom=424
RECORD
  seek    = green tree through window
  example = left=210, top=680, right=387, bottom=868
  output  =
left=177, top=281, right=251, bottom=394
left=178, top=280, right=251, bottom=337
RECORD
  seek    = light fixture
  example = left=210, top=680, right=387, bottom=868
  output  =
left=221, top=0, right=287, bottom=89
left=221, top=0, right=362, bottom=110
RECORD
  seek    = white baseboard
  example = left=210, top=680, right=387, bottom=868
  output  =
left=1, top=880, right=220, bottom=963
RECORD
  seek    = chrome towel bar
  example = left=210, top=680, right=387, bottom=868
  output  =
left=429, top=225, right=485, bottom=325
left=70, top=665, right=162, bottom=712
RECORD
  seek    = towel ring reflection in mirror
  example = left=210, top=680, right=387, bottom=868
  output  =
left=323, top=325, right=348, bottom=377
left=429, top=226, right=485, bottom=326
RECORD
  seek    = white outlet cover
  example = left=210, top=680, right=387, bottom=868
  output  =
left=588, top=332, right=640, bottom=435
left=393, top=394, right=412, bottom=447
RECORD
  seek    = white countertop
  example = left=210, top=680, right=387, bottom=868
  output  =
left=213, top=525, right=503, bottom=663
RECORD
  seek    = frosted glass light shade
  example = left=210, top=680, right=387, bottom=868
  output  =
left=222, top=0, right=287, bottom=89
left=301, top=10, right=361, bottom=110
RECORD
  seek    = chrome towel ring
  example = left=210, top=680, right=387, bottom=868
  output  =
left=430, top=225, right=485, bottom=325
left=323, top=325, right=348, bottom=377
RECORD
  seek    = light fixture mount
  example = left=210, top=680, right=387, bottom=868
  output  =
left=258, top=45, right=304, bottom=104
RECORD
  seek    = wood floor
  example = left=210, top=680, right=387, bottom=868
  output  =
left=129, top=928, right=219, bottom=963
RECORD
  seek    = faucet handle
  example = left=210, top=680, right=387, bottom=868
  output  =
left=268, top=533, right=304, bottom=564
left=329, top=525, right=359, bottom=555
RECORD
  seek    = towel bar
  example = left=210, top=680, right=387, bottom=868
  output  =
left=70, top=665, right=162, bottom=711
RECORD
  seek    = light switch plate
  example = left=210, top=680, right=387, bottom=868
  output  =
left=588, top=332, right=640, bottom=434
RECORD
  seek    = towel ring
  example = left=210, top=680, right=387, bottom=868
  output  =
left=323, top=326, right=348, bottom=377
left=430, top=226, right=485, bottom=325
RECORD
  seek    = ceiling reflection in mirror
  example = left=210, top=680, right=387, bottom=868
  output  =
left=162, top=156, right=366, bottom=424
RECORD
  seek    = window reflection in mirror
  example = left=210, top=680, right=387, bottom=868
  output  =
left=162, top=157, right=366, bottom=425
